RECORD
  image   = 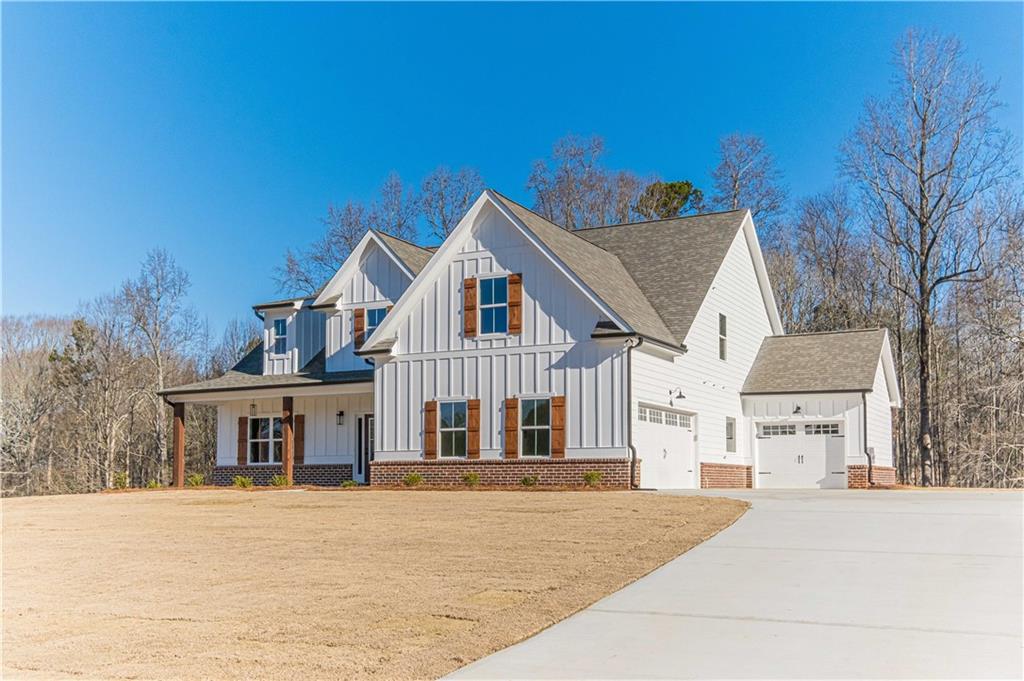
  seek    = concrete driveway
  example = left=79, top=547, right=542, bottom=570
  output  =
left=451, top=489, right=1023, bottom=679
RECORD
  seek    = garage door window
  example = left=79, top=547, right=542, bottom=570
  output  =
left=805, top=423, right=841, bottom=435
left=638, top=406, right=649, bottom=421
left=639, top=406, right=692, bottom=428
left=761, top=424, right=796, bottom=436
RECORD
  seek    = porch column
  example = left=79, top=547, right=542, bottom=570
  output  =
left=172, top=402, right=186, bottom=488
left=282, top=396, right=294, bottom=484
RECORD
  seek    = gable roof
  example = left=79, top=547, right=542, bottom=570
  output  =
left=374, top=231, right=433, bottom=276
left=160, top=343, right=372, bottom=398
left=573, top=210, right=749, bottom=344
left=489, top=192, right=679, bottom=347
left=742, top=328, right=890, bottom=395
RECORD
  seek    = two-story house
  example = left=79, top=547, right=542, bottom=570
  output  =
left=162, top=190, right=900, bottom=490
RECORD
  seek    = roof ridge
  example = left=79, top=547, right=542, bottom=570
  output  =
left=373, top=229, right=432, bottom=253
left=771, top=327, right=884, bottom=339
left=575, top=207, right=749, bottom=232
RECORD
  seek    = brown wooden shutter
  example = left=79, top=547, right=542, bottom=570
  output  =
left=237, top=416, right=248, bottom=466
left=423, top=400, right=438, bottom=460
left=551, top=396, right=566, bottom=458
left=294, top=415, right=305, bottom=465
left=504, top=398, right=519, bottom=459
left=467, top=399, right=481, bottom=459
left=463, top=278, right=477, bottom=337
left=508, top=273, right=523, bottom=335
left=387, top=304, right=393, bottom=313
left=353, top=308, right=366, bottom=348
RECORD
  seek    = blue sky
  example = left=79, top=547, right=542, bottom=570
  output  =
left=3, top=2, right=1021, bottom=332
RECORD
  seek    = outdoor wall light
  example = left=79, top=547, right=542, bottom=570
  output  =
left=793, top=405, right=803, bottom=415
left=336, top=411, right=345, bottom=426
left=249, top=403, right=257, bottom=418
left=668, top=388, right=685, bottom=407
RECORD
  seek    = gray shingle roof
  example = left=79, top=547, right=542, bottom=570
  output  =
left=160, top=343, right=372, bottom=397
left=575, top=210, right=748, bottom=344
left=489, top=191, right=680, bottom=348
left=375, top=231, right=433, bottom=275
left=742, top=329, right=888, bottom=394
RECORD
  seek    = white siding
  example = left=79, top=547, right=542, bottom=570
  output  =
left=215, top=393, right=373, bottom=465
left=865, top=359, right=894, bottom=467
left=325, top=241, right=411, bottom=372
left=262, top=307, right=325, bottom=375
left=630, top=226, right=774, bottom=469
left=375, top=206, right=628, bottom=460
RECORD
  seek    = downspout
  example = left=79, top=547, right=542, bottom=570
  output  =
left=861, top=392, right=874, bottom=486
left=626, top=337, right=641, bottom=489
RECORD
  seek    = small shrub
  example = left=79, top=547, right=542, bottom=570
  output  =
left=113, top=472, right=129, bottom=489
left=232, top=475, right=254, bottom=488
left=340, top=479, right=359, bottom=488
left=270, top=475, right=291, bottom=487
left=185, top=473, right=205, bottom=487
left=461, top=472, right=481, bottom=487
left=401, top=472, right=423, bottom=487
left=145, top=479, right=161, bottom=489
left=520, top=475, right=539, bottom=487
left=582, top=470, right=603, bottom=487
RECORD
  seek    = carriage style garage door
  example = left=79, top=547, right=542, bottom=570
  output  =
left=635, top=406, right=696, bottom=489
left=756, top=421, right=846, bottom=489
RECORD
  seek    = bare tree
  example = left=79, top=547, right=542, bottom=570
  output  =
left=370, top=172, right=419, bottom=240
left=842, top=30, right=1017, bottom=485
left=420, top=166, right=485, bottom=241
left=710, top=133, right=788, bottom=232
left=527, top=134, right=613, bottom=229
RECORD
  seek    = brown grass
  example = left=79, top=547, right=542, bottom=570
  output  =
left=2, top=489, right=747, bottom=680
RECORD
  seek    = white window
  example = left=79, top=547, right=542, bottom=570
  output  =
left=272, top=318, right=287, bottom=355
left=249, top=417, right=282, bottom=464
left=761, top=424, right=797, bottom=437
left=725, top=417, right=736, bottom=452
left=678, top=413, right=692, bottom=428
left=521, top=398, right=550, bottom=457
left=805, top=423, right=841, bottom=435
left=665, top=411, right=679, bottom=427
left=649, top=409, right=663, bottom=425
left=365, top=307, right=388, bottom=339
left=638, top=406, right=649, bottom=422
left=479, top=276, right=508, bottom=335
left=439, top=401, right=467, bottom=458
left=719, top=314, right=727, bottom=361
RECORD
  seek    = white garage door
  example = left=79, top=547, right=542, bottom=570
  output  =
left=636, top=406, right=696, bottom=489
left=756, top=422, right=846, bottom=489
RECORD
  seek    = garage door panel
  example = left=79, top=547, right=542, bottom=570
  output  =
left=756, top=422, right=846, bottom=489
left=636, top=406, right=696, bottom=489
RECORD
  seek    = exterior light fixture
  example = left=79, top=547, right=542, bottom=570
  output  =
left=793, top=405, right=802, bottom=415
left=668, top=389, right=685, bottom=407
left=249, top=403, right=257, bottom=418
left=336, top=411, right=345, bottom=426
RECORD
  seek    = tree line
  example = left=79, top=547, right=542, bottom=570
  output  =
left=2, top=29, right=1020, bottom=495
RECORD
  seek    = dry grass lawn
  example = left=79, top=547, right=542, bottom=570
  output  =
left=2, top=489, right=746, bottom=680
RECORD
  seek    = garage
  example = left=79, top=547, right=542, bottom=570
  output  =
left=755, top=421, right=847, bottom=489
left=635, top=405, right=696, bottom=489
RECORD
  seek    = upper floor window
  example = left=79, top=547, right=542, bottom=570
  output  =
left=718, top=314, right=727, bottom=361
left=272, top=318, right=288, bottom=355
left=439, top=401, right=467, bottom=458
left=249, top=416, right=282, bottom=464
left=366, top=307, right=388, bottom=339
left=480, top=276, right=508, bottom=335
left=521, top=397, right=551, bottom=457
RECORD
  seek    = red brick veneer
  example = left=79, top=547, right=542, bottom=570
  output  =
left=847, top=465, right=897, bottom=488
left=369, top=458, right=632, bottom=488
left=700, top=462, right=753, bottom=488
left=212, top=464, right=353, bottom=486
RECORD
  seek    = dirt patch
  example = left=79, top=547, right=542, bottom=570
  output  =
left=2, top=489, right=746, bottom=680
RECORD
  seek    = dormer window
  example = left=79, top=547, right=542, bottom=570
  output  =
left=365, top=307, right=388, bottom=339
left=479, top=276, right=508, bottom=335
left=273, top=318, right=287, bottom=354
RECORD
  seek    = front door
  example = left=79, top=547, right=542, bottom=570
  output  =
left=357, top=415, right=374, bottom=484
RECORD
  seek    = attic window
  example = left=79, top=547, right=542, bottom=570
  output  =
left=272, top=318, right=287, bottom=355
left=365, top=307, right=388, bottom=339
left=479, top=276, right=508, bottom=335
left=718, top=314, right=727, bottom=361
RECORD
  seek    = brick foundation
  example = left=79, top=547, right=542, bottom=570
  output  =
left=700, top=462, right=753, bottom=488
left=369, top=458, right=632, bottom=488
left=847, top=465, right=897, bottom=489
left=212, top=464, right=353, bottom=487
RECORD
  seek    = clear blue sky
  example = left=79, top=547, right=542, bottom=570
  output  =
left=3, top=2, right=1021, bottom=332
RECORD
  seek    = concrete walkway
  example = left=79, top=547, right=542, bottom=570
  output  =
left=451, top=489, right=1023, bottom=679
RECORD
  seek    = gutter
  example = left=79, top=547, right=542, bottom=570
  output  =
left=626, top=337, right=639, bottom=489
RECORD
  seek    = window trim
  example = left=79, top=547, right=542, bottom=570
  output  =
left=718, top=313, right=727, bottom=361
left=438, top=400, right=468, bottom=458
left=272, top=317, right=288, bottom=356
left=725, top=416, right=736, bottom=453
left=248, top=414, right=283, bottom=465
left=478, top=273, right=510, bottom=337
left=364, top=306, right=388, bottom=340
left=520, top=396, right=552, bottom=458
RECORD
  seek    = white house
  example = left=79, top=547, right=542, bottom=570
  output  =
left=161, top=190, right=900, bottom=489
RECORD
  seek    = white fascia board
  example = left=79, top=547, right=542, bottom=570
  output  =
left=311, top=231, right=414, bottom=309
left=879, top=330, right=903, bottom=407
left=167, top=382, right=373, bottom=404
left=741, top=211, right=785, bottom=335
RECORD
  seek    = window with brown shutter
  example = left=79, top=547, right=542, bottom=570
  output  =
left=353, top=308, right=366, bottom=348
left=237, top=417, right=247, bottom=466
left=423, top=400, right=438, bottom=460
left=294, top=415, right=305, bottom=465
left=504, top=398, right=519, bottom=459
left=463, top=278, right=477, bottom=337
left=508, top=273, right=523, bottom=335
left=551, top=396, right=566, bottom=458
left=467, top=399, right=481, bottom=459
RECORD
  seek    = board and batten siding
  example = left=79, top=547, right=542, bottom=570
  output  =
left=325, top=240, right=412, bottom=372
left=375, top=205, right=628, bottom=460
left=215, top=393, right=373, bottom=466
left=630, top=225, right=774, bottom=469
left=742, top=392, right=864, bottom=467
left=262, top=307, right=325, bottom=375
left=865, top=359, right=894, bottom=467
